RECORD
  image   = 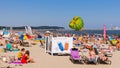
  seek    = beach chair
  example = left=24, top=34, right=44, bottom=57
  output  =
left=69, top=48, right=84, bottom=64
left=104, top=49, right=113, bottom=57
left=83, top=52, right=99, bottom=65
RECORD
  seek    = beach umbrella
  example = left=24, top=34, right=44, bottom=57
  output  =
left=69, top=16, right=84, bottom=31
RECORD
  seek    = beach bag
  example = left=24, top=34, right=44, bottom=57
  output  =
left=58, top=42, right=64, bottom=51
left=64, top=42, right=69, bottom=50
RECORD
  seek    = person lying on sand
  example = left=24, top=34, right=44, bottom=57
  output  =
left=12, top=42, right=19, bottom=51
left=98, top=50, right=108, bottom=61
left=87, top=48, right=98, bottom=63
left=6, top=41, right=13, bottom=51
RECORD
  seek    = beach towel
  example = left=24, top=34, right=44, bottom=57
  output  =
left=58, top=42, right=64, bottom=51
left=13, top=49, right=19, bottom=52
left=6, top=43, right=12, bottom=51
left=9, top=61, right=23, bottom=64
left=24, top=35, right=28, bottom=40
left=26, top=33, right=31, bottom=39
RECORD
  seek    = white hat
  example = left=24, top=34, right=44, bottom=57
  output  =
left=45, top=31, right=50, bottom=33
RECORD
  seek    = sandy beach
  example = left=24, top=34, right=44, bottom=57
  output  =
left=1, top=0, right=120, bottom=68
left=0, top=44, right=120, bottom=68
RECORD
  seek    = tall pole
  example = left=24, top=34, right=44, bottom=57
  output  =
left=103, top=24, right=106, bottom=39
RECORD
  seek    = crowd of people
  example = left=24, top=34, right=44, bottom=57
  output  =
left=17, top=48, right=34, bottom=63
left=70, top=33, right=120, bottom=64
left=0, top=30, right=120, bottom=65
left=0, top=31, right=37, bottom=64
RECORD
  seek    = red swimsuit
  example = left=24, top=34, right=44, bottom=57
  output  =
left=21, top=54, right=27, bottom=63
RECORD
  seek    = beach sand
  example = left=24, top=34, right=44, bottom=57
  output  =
left=1, top=44, right=120, bottom=68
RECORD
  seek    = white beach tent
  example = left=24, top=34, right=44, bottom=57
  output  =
left=45, top=36, right=73, bottom=55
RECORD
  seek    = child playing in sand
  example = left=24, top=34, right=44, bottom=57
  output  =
left=17, top=48, right=25, bottom=60
left=21, top=50, right=34, bottom=64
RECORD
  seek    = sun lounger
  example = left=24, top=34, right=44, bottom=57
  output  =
left=69, top=48, right=84, bottom=64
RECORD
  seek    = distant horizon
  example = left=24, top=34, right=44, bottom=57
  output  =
left=0, top=25, right=120, bottom=30
left=1, top=25, right=120, bottom=30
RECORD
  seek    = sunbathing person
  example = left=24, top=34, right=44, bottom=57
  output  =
left=116, top=42, right=120, bottom=50
left=21, top=50, right=34, bottom=64
left=12, top=42, right=19, bottom=51
left=98, top=50, right=108, bottom=61
left=87, top=48, right=98, bottom=63
left=6, top=41, right=13, bottom=51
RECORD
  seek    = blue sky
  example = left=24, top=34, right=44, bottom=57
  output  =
left=0, top=0, right=120, bottom=29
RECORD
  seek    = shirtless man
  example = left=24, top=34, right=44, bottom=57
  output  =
left=88, top=48, right=98, bottom=63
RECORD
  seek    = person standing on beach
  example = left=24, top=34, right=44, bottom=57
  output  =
left=38, top=33, right=44, bottom=46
